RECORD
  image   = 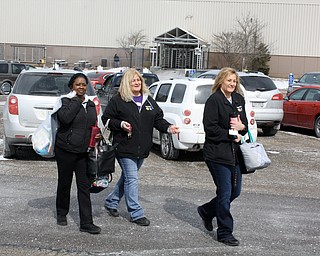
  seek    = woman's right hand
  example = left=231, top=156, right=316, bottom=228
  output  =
left=121, top=121, right=132, bottom=132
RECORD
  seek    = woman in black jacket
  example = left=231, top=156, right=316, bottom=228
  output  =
left=102, top=68, right=179, bottom=226
left=55, top=73, right=101, bottom=234
left=197, top=67, right=248, bottom=246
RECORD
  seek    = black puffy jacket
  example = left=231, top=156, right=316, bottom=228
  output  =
left=55, top=96, right=97, bottom=153
left=203, top=89, right=248, bottom=166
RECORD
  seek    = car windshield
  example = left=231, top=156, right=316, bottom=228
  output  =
left=195, top=84, right=212, bottom=104
left=13, top=72, right=95, bottom=96
left=298, top=73, right=320, bottom=84
left=240, top=76, right=277, bottom=92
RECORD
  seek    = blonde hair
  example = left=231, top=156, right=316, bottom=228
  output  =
left=118, top=68, right=150, bottom=102
left=212, top=67, right=243, bottom=95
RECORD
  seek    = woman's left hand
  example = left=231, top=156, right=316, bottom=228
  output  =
left=169, top=125, right=180, bottom=134
left=230, top=115, right=245, bottom=131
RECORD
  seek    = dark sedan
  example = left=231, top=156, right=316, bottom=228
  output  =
left=282, top=85, right=320, bottom=137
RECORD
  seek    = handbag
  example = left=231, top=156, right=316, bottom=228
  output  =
left=86, top=128, right=117, bottom=193
left=239, top=130, right=271, bottom=173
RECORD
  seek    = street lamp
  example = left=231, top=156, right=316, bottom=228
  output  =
left=129, top=44, right=134, bottom=68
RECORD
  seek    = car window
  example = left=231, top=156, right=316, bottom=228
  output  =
left=0, top=63, right=9, bottom=73
left=171, top=83, right=186, bottom=103
left=12, top=64, right=26, bottom=74
left=240, top=76, right=277, bottom=91
left=155, top=83, right=171, bottom=102
left=13, top=72, right=95, bottom=96
left=143, top=75, right=159, bottom=86
left=299, top=74, right=320, bottom=84
left=289, top=88, right=307, bottom=100
left=305, top=88, right=320, bottom=101
left=87, top=72, right=103, bottom=79
left=195, top=84, right=212, bottom=104
left=149, top=85, right=157, bottom=97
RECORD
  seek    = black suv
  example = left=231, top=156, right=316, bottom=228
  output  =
left=0, top=61, right=36, bottom=95
left=97, top=72, right=159, bottom=110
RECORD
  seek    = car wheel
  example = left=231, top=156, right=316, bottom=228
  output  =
left=2, top=135, right=16, bottom=158
left=262, top=127, right=278, bottom=136
left=160, top=133, right=179, bottom=160
left=314, top=116, right=320, bottom=138
left=0, top=82, right=12, bottom=95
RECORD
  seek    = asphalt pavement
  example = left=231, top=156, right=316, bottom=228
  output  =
left=0, top=95, right=319, bottom=256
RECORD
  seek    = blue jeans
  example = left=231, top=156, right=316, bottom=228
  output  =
left=105, top=157, right=144, bottom=221
left=200, top=161, right=242, bottom=240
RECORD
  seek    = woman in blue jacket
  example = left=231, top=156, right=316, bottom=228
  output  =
left=102, top=68, right=179, bottom=226
left=197, top=67, right=248, bottom=246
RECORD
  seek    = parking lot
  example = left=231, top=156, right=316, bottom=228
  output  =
left=0, top=95, right=319, bottom=256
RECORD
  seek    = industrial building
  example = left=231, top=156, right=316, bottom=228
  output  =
left=0, top=0, right=319, bottom=77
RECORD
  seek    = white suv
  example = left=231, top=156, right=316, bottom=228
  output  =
left=149, top=78, right=257, bottom=160
left=199, top=70, right=284, bottom=136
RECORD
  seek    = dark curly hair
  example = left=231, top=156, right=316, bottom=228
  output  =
left=68, top=73, right=89, bottom=88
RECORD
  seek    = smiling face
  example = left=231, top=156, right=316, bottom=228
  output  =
left=221, top=74, right=237, bottom=98
left=130, top=74, right=142, bottom=96
left=71, top=77, right=87, bottom=98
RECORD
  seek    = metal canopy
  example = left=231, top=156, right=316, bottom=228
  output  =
left=154, top=27, right=207, bottom=46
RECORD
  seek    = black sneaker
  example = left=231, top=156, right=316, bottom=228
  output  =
left=105, top=206, right=120, bottom=217
left=79, top=223, right=101, bottom=234
left=57, top=215, right=67, bottom=226
left=197, top=206, right=213, bottom=231
left=132, top=217, right=150, bottom=226
left=218, top=236, right=240, bottom=246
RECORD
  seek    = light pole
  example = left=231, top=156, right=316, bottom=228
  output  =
left=129, top=44, right=134, bottom=68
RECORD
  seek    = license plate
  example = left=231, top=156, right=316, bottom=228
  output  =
left=252, top=102, right=264, bottom=108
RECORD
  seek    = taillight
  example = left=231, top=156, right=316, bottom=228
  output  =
left=8, top=95, right=18, bottom=115
left=272, top=93, right=284, bottom=100
left=183, top=109, right=191, bottom=116
left=183, top=109, right=191, bottom=124
left=250, top=111, right=255, bottom=117
left=92, top=97, right=101, bottom=115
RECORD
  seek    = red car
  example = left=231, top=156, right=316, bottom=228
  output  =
left=86, top=71, right=113, bottom=90
left=282, top=85, right=320, bottom=137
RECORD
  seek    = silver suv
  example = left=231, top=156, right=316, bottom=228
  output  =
left=149, top=78, right=257, bottom=160
left=199, top=70, right=284, bottom=136
left=2, top=68, right=101, bottom=158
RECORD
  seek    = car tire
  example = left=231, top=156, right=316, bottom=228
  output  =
left=262, top=127, right=278, bottom=136
left=0, top=82, right=12, bottom=95
left=314, top=116, right=320, bottom=138
left=2, top=135, right=16, bottom=158
left=160, top=133, right=179, bottom=160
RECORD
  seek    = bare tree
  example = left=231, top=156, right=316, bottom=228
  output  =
left=212, top=14, right=271, bottom=74
left=212, top=31, right=241, bottom=68
left=117, top=30, right=148, bottom=59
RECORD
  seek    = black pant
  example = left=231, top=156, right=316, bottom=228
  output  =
left=55, top=146, right=93, bottom=226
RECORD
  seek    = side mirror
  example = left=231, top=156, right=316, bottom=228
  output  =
left=284, top=96, right=289, bottom=100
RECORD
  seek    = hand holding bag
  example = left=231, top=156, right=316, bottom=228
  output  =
left=239, top=130, right=271, bottom=173
left=86, top=127, right=117, bottom=193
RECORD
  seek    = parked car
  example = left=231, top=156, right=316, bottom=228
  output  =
left=2, top=68, right=102, bottom=158
left=85, top=70, right=114, bottom=90
left=97, top=72, right=159, bottom=110
left=149, top=78, right=257, bottom=160
left=199, top=70, right=283, bottom=136
left=287, top=72, right=320, bottom=94
left=282, top=85, right=320, bottom=137
left=0, top=61, right=36, bottom=95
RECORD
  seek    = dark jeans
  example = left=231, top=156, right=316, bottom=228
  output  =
left=55, top=146, right=93, bottom=226
left=200, top=160, right=242, bottom=240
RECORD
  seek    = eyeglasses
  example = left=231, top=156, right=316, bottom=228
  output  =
left=73, top=83, right=87, bottom=87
